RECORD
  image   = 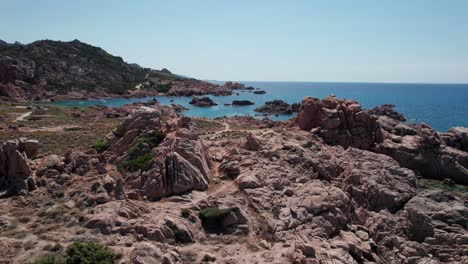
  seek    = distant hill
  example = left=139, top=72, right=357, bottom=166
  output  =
left=0, top=39, right=186, bottom=101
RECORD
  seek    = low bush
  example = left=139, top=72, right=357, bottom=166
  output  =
left=92, top=139, right=108, bottom=153
left=65, top=242, right=116, bottom=264
left=33, top=242, right=117, bottom=264
left=117, top=153, right=153, bottom=172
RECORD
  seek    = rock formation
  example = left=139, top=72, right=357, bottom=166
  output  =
left=0, top=98, right=467, bottom=263
left=232, top=100, right=255, bottom=106
left=295, top=96, right=384, bottom=150
left=0, top=138, right=38, bottom=196
left=254, top=99, right=300, bottom=115
left=189, top=96, right=217, bottom=107
left=105, top=105, right=212, bottom=200
left=295, top=95, right=468, bottom=185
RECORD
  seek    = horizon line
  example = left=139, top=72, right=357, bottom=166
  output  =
left=203, top=79, right=468, bottom=85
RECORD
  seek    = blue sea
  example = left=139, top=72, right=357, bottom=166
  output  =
left=53, top=82, right=468, bottom=132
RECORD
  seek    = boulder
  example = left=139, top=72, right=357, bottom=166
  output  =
left=0, top=139, right=36, bottom=196
left=368, top=104, right=406, bottom=121
left=440, top=126, right=468, bottom=151
left=244, top=134, right=261, bottom=151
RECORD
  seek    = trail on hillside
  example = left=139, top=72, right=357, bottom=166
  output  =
left=14, top=112, right=32, bottom=122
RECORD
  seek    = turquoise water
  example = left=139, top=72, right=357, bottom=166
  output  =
left=53, top=82, right=468, bottom=132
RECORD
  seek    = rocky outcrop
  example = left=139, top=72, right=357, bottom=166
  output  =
left=223, top=81, right=246, bottom=90
left=294, top=95, right=468, bottom=185
left=232, top=100, right=254, bottom=106
left=0, top=138, right=38, bottom=196
left=106, top=104, right=212, bottom=200
left=170, top=103, right=188, bottom=113
left=253, top=90, right=266, bottom=94
left=368, top=104, right=406, bottom=121
left=254, top=100, right=299, bottom=115
left=295, top=96, right=384, bottom=150
left=189, top=97, right=217, bottom=107
left=376, top=123, right=468, bottom=184
left=440, top=126, right=468, bottom=151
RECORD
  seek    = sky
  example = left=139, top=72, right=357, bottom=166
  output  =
left=2, top=0, right=468, bottom=83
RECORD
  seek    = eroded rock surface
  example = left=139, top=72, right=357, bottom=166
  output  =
left=295, top=96, right=384, bottom=150
left=0, top=138, right=38, bottom=196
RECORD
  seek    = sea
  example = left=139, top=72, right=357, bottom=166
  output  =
left=53, top=82, right=468, bottom=132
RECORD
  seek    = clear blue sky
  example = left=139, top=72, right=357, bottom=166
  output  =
left=2, top=0, right=468, bottom=83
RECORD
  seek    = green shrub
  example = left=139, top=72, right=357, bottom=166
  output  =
left=112, top=125, right=124, bottom=137
left=65, top=242, right=116, bottom=264
left=136, top=131, right=166, bottom=147
left=92, top=139, right=108, bottom=153
left=128, top=131, right=166, bottom=158
left=154, top=83, right=172, bottom=93
left=117, top=153, right=153, bottom=172
left=33, top=253, right=65, bottom=264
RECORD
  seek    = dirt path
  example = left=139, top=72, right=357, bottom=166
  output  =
left=14, top=111, right=32, bottom=122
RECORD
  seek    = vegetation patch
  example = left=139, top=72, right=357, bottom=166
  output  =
left=91, top=139, right=108, bottom=153
left=117, top=131, right=165, bottom=172
left=117, top=152, right=153, bottom=172
left=418, top=179, right=468, bottom=194
left=33, top=242, right=117, bottom=264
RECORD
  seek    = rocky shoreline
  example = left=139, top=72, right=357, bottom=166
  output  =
left=0, top=96, right=467, bottom=263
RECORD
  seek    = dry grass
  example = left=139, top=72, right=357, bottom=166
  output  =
left=0, top=104, right=120, bottom=156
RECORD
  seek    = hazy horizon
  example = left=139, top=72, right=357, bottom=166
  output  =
left=2, top=0, right=468, bottom=83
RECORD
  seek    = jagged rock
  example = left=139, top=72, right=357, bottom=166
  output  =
left=106, top=106, right=212, bottom=200
left=376, top=124, right=468, bottom=184
left=342, top=148, right=417, bottom=213
left=244, top=134, right=261, bottom=151
left=236, top=171, right=262, bottom=190
left=368, top=104, right=406, bottom=121
left=64, top=150, right=90, bottom=175
left=295, top=96, right=383, bottom=150
left=37, top=154, right=64, bottom=176
left=18, top=138, right=39, bottom=159
left=157, top=152, right=208, bottom=197
left=218, top=160, right=240, bottom=179
left=0, top=139, right=36, bottom=196
left=440, top=126, right=468, bottom=151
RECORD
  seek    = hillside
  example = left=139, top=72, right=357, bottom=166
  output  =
left=0, top=39, right=231, bottom=101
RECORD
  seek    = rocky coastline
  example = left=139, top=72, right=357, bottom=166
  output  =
left=0, top=95, right=467, bottom=263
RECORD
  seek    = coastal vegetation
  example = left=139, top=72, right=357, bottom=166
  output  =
left=33, top=242, right=117, bottom=264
